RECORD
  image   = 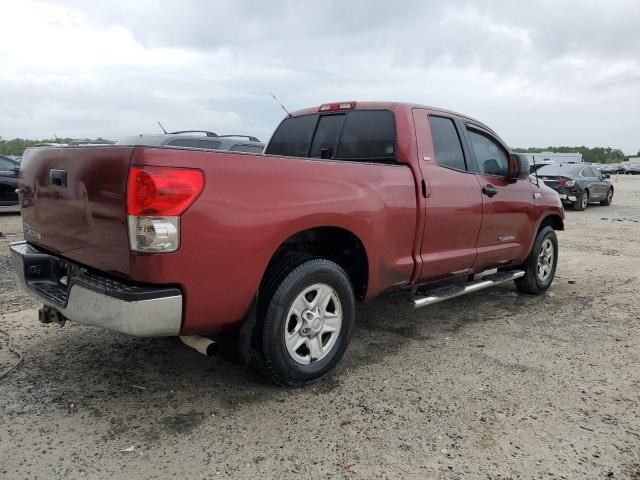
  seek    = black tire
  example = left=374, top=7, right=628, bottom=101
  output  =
left=600, top=188, right=613, bottom=206
left=515, top=226, right=558, bottom=294
left=573, top=189, right=589, bottom=211
left=253, top=257, right=355, bottom=387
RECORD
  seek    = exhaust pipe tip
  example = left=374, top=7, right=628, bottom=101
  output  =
left=180, top=335, right=217, bottom=357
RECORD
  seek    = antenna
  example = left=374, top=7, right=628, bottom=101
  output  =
left=157, top=121, right=168, bottom=134
left=532, top=154, right=540, bottom=186
left=270, top=93, right=292, bottom=118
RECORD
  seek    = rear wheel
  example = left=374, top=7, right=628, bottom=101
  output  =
left=515, top=226, right=558, bottom=294
left=600, top=188, right=613, bottom=206
left=573, top=189, right=589, bottom=211
left=253, top=257, right=355, bottom=387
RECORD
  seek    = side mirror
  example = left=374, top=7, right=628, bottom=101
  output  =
left=603, top=173, right=610, bottom=179
left=507, top=153, right=530, bottom=180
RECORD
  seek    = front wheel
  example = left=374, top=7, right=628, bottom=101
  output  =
left=515, top=226, right=558, bottom=294
left=253, top=257, right=355, bottom=387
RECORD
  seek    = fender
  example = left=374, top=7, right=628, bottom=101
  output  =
left=522, top=209, right=565, bottom=261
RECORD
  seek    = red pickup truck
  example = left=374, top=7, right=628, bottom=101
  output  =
left=11, top=101, right=564, bottom=386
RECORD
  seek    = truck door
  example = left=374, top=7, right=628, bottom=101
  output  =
left=462, top=124, right=535, bottom=270
left=412, top=110, right=483, bottom=282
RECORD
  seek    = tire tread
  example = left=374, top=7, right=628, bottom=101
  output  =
left=252, top=256, right=354, bottom=387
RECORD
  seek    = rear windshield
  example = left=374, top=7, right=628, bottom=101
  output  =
left=265, top=110, right=395, bottom=162
left=537, top=164, right=582, bottom=176
left=229, top=144, right=264, bottom=153
left=167, top=138, right=222, bottom=150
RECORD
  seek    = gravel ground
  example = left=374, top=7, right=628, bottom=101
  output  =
left=0, top=178, right=639, bottom=479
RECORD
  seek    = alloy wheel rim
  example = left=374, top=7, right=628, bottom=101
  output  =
left=537, top=238, right=555, bottom=282
left=582, top=193, right=588, bottom=208
left=284, top=283, right=342, bottom=365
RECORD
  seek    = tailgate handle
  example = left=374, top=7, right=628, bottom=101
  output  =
left=49, top=169, right=67, bottom=188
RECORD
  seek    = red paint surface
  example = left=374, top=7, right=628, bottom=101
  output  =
left=18, top=102, right=563, bottom=335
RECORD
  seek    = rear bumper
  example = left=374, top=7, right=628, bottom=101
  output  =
left=10, top=241, right=182, bottom=336
left=558, top=194, right=577, bottom=202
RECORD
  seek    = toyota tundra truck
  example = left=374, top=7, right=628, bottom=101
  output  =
left=10, top=101, right=564, bottom=386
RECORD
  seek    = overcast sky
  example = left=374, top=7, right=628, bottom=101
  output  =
left=0, top=0, right=638, bottom=153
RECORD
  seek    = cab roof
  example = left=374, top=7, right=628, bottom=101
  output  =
left=290, top=101, right=498, bottom=137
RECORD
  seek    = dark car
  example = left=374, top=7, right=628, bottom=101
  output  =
left=0, top=155, right=20, bottom=207
left=600, top=163, right=625, bottom=175
left=537, top=163, right=613, bottom=210
left=117, top=130, right=265, bottom=153
left=624, top=162, right=640, bottom=175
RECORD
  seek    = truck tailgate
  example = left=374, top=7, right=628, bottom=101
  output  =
left=18, top=146, right=134, bottom=277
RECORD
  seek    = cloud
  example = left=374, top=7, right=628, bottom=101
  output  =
left=0, top=0, right=638, bottom=153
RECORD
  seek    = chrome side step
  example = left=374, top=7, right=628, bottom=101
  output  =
left=412, top=270, right=525, bottom=308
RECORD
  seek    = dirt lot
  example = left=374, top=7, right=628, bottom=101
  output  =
left=1, top=177, right=639, bottom=480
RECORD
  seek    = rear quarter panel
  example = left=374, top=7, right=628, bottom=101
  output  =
left=129, top=147, right=417, bottom=334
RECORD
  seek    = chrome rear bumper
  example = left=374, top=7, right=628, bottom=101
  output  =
left=10, top=241, right=182, bottom=336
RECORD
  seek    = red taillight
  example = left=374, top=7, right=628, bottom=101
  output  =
left=318, top=101, right=356, bottom=112
left=127, top=166, right=204, bottom=216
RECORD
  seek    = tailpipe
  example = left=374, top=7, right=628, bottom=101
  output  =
left=180, top=335, right=217, bottom=357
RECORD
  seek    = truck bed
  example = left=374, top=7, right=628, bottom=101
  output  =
left=18, top=145, right=418, bottom=333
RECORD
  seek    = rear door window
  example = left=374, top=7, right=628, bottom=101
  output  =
left=467, top=129, right=509, bottom=176
left=428, top=116, right=466, bottom=171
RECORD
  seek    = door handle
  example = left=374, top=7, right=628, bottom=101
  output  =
left=421, top=179, right=431, bottom=198
left=482, top=185, right=498, bottom=197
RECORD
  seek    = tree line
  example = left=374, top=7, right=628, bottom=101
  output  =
left=1, top=136, right=637, bottom=164
left=0, top=137, right=112, bottom=156
left=513, top=146, right=636, bottom=164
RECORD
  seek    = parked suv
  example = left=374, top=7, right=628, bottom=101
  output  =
left=0, top=154, right=20, bottom=207
left=11, top=101, right=564, bottom=386
left=117, top=130, right=264, bottom=154
left=537, top=163, right=613, bottom=210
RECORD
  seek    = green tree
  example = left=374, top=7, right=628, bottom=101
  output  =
left=0, top=137, right=113, bottom=156
left=513, top=146, right=627, bottom=164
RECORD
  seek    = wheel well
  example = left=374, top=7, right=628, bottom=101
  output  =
left=266, top=227, right=369, bottom=300
left=539, top=214, right=564, bottom=232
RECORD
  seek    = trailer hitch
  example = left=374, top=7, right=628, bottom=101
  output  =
left=38, top=305, right=67, bottom=327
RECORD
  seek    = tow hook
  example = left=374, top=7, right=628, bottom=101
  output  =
left=38, top=306, right=67, bottom=327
